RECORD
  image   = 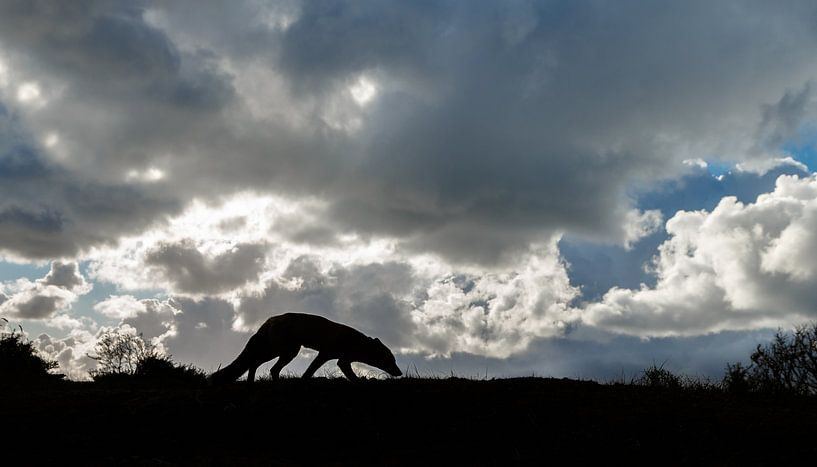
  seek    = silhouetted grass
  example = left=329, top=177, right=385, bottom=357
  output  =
left=91, top=355, right=206, bottom=385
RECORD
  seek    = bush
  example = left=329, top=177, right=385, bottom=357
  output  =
left=134, top=354, right=206, bottom=383
left=88, top=328, right=204, bottom=384
left=88, top=328, right=159, bottom=379
left=0, top=318, right=62, bottom=381
left=721, top=362, right=752, bottom=394
left=634, top=363, right=683, bottom=390
left=723, top=323, right=817, bottom=396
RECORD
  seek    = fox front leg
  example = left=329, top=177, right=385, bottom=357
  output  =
left=337, top=359, right=359, bottom=381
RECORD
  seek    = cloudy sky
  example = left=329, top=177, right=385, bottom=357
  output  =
left=3, top=0, right=817, bottom=380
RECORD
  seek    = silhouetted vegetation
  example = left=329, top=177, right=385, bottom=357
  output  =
left=88, top=328, right=204, bottom=383
left=722, top=323, right=817, bottom=395
left=0, top=318, right=62, bottom=381
left=634, top=362, right=683, bottom=389
left=88, top=328, right=158, bottom=379
left=133, top=354, right=206, bottom=383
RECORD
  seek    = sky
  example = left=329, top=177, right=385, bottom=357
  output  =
left=3, top=0, right=817, bottom=380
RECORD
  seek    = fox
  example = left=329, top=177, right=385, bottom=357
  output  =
left=210, top=312, right=403, bottom=383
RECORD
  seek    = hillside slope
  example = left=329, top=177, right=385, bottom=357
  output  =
left=4, top=377, right=817, bottom=465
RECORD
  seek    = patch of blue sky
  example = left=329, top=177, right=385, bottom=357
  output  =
left=638, top=163, right=807, bottom=215
left=783, top=129, right=817, bottom=172
left=0, top=261, right=50, bottom=282
left=561, top=163, right=810, bottom=302
left=560, top=234, right=662, bottom=303
left=703, top=159, right=734, bottom=177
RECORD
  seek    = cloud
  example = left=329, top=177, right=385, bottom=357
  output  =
left=144, top=240, right=268, bottom=294
left=621, top=209, right=663, bottom=250
left=34, top=330, right=97, bottom=380
left=584, top=174, right=817, bottom=336
left=754, top=84, right=813, bottom=154
left=0, top=1, right=815, bottom=265
left=93, top=294, right=149, bottom=320
left=735, top=156, right=809, bottom=176
left=0, top=109, right=180, bottom=260
left=42, top=261, right=88, bottom=290
left=410, top=241, right=579, bottom=358
left=0, top=261, right=91, bottom=320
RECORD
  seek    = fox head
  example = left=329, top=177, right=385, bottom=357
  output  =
left=362, top=337, right=402, bottom=377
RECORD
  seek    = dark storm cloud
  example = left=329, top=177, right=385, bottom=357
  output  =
left=268, top=0, right=817, bottom=262
left=144, top=240, right=268, bottom=294
left=0, top=114, right=179, bottom=259
left=756, top=84, right=813, bottom=153
left=2, top=0, right=817, bottom=264
left=0, top=0, right=234, bottom=110
left=0, top=0, right=222, bottom=259
left=12, top=294, right=61, bottom=319
left=41, top=261, right=86, bottom=289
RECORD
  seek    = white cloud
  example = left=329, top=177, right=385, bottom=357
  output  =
left=682, top=158, right=708, bottom=169
left=584, top=174, right=817, bottom=337
left=735, top=156, right=808, bottom=176
left=411, top=240, right=580, bottom=358
left=94, top=295, right=148, bottom=319
left=34, top=329, right=98, bottom=380
left=0, top=261, right=92, bottom=321
left=622, top=209, right=663, bottom=250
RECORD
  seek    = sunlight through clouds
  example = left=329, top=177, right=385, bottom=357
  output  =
left=350, top=75, right=377, bottom=106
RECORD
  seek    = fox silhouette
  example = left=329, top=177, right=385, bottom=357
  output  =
left=211, top=312, right=402, bottom=383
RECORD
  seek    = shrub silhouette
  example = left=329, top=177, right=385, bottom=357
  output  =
left=634, top=363, right=682, bottom=389
left=724, top=323, right=817, bottom=395
left=134, top=354, right=206, bottom=383
left=721, top=362, right=752, bottom=394
left=88, top=328, right=159, bottom=380
left=0, top=319, right=62, bottom=381
left=88, top=328, right=204, bottom=383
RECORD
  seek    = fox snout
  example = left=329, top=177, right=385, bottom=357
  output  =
left=387, top=364, right=403, bottom=377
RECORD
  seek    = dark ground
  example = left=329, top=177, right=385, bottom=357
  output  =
left=4, top=377, right=817, bottom=465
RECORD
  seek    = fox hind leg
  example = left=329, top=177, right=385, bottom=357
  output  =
left=269, top=346, right=299, bottom=379
left=302, top=352, right=330, bottom=379
left=337, top=359, right=359, bottom=381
